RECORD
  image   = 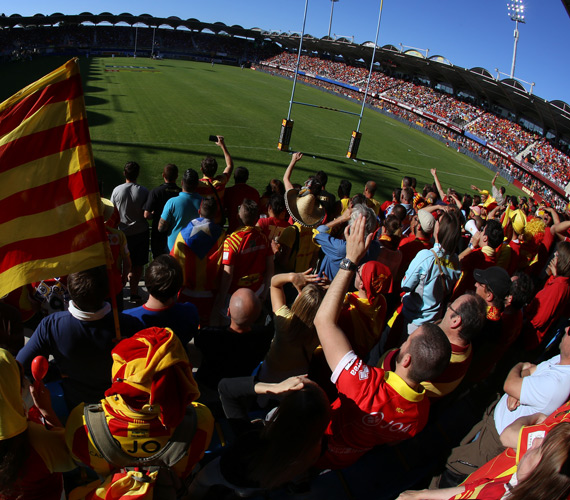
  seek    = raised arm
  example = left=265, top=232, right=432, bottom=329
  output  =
left=30, top=380, right=63, bottom=428
left=314, top=215, right=373, bottom=371
left=283, top=152, right=303, bottom=191
left=430, top=168, right=446, bottom=201
left=324, top=207, right=352, bottom=230
left=421, top=204, right=451, bottom=215
left=216, top=135, right=234, bottom=178
left=545, top=207, right=560, bottom=226
left=270, top=270, right=321, bottom=313
left=550, top=220, right=570, bottom=240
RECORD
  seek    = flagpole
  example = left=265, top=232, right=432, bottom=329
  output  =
left=105, top=250, right=123, bottom=343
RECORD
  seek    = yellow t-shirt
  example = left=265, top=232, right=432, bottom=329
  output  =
left=278, top=222, right=320, bottom=273
left=260, top=305, right=319, bottom=382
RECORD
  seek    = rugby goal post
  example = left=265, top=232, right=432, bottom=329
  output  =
left=278, top=0, right=385, bottom=159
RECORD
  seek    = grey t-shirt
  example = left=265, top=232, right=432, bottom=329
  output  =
left=111, top=182, right=150, bottom=236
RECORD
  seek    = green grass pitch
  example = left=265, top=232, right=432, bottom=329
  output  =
left=1, top=56, right=518, bottom=202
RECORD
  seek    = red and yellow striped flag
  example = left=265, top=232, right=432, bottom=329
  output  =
left=0, top=58, right=107, bottom=297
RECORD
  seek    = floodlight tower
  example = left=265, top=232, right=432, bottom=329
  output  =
left=328, top=0, right=339, bottom=38
left=507, top=0, right=525, bottom=79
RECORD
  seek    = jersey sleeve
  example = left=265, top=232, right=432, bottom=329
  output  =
left=222, top=234, right=239, bottom=266
left=332, top=351, right=386, bottom=404
left=15, top=318, right=52, bottom=371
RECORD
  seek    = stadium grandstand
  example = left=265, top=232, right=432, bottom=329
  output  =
left=1, top=11, right=569, bottom=207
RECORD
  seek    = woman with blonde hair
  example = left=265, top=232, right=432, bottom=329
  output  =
left=258, top=270, right=325, bottom=383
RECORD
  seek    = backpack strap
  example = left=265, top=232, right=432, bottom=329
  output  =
left=84, top=403, right=198, bottom=468
left=430, top=249, right=449, bottom=296
left=430, top=249, right=445, bottom=276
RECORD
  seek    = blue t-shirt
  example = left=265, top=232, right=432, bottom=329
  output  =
left=123, top=302, right=199, bottom=345
left=401, top=243, right=461, bottom=325
left=314, top=225, right=381, bottom=279
left=161, top=192, right=202, bottom=250
left=16, top=309, right=143, bottom=409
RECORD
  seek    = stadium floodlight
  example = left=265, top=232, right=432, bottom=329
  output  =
left=328, top=0, right=339, bottom=38
left=507, top=0, right=526, bottom=79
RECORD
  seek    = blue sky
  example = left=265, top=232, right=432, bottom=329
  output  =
left=7, top=1, right=570, bottom=104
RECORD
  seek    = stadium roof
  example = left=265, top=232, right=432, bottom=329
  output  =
left=563, top=0, right=570, bottom=18
left=3, top=12, right=570, bottom=142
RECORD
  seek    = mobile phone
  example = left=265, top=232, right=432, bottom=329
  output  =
left=208, top=135, right=218, bottom=142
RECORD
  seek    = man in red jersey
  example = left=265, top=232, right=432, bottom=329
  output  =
left=313, top=215, right=451, bottom=470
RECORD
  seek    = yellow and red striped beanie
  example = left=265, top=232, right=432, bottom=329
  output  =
left=105, top=327, right=200, bottom=428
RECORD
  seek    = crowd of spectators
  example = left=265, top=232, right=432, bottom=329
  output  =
left=3, top=134, right=570, bottom=498
left=423, top=95, right=482, bottom=124
left=466, top=113, right=539, bottom=157
left=383, top=80, right=441, bottom=109
left=529, top=137, right=570, bottom=187
left=259, top=51, right=570, bottom=197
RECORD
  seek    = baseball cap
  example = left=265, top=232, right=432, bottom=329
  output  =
left=417, top=210, right=435, bottom=233
left=473, top=267, right=511, bottom=301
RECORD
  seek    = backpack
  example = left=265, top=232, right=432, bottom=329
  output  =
left=83, top=404, right=197, bottom=499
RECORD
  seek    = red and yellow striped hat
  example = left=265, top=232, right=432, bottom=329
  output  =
left=105, top=327, right=200, bottom=428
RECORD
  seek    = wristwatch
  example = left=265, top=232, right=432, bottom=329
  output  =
left=339, top=258, right=358, bottom=272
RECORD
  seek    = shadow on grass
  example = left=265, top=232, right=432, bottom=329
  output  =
left=84, top=95, right=108, bottom=107
left=91, top=139, right=301, bottom=169
left=93, top=157, right=126, bottom=199
left=86, top=110, right=113, bottom=127
left=84, top=85, right=106, bottom=94
left=353, top=158, right=399, bottom=171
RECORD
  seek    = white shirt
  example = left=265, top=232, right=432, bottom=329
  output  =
left=494, top=355, right=570, bottom=434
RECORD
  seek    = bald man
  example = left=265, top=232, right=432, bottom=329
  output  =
left=227, top=288, right=262, bottom=333
left=194, top=288, right=272, bottom=388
